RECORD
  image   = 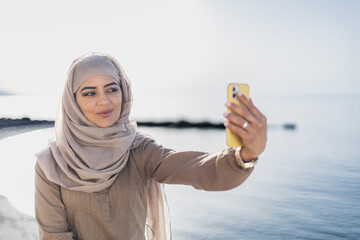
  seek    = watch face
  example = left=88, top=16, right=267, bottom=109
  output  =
left=242, top=161, right=257, bottom=168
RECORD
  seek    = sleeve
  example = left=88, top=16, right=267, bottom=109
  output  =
left=34, top=162, right=74, bottom=240
left=138, top=137, right=253, bottom=191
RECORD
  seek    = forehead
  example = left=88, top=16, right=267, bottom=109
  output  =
left=79, top=75, right=118, bottom=87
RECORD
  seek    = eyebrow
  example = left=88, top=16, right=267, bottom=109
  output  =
left=80, top=82, right=120, bottom=93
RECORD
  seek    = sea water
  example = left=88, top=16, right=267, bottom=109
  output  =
left=0, top=94, right=359, bottom=239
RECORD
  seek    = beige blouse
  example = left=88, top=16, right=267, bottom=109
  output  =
left=35, top=136, right=253, bottom=240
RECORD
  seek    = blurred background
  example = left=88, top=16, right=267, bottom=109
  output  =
left=1, top=0, right=359, bottom=121
left=0, top=0, right=359, bottom=239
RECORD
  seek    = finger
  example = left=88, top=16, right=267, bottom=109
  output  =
left=224, top=121, right=249, bottom=140
left=223, top=112, right=255, bottom=133
left=225, top=101, right=258, bottom=124
left=248, top=99, right=266, bottom=122
left=237, top=93, right=266, bottom=122
left=236, top=92, right=259, bottom=117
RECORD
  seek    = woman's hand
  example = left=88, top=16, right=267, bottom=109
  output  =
left=224, top=92, right=267, bottom=161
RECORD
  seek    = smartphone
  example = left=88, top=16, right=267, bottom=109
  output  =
left=226, top=83, right=249, bottom=147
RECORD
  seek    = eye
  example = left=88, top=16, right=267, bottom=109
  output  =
left=107, top=87, right=119, bottom=93
left=82, top=91, right=96, bottom=97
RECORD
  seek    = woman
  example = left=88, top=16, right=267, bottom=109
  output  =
left=35, top=53, right=267, bottom=240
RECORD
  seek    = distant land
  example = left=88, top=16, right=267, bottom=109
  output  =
left=0, top=90, right=11, bottom=96
left=0, top=118, right=296, bottom=130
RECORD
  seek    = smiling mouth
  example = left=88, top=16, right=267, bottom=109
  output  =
left=97, top=109, right=113, bottom=118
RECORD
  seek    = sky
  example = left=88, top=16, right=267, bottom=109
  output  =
left=0, top=0, right=359, bottom=119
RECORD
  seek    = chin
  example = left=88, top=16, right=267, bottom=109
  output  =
left=97, top=121, right=115, bottom=128
left=95, top=121, right=116, bottom=128
left=88, top=115, right=119, bottom=128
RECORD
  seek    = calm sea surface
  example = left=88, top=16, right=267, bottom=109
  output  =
left=0, top=94, right=359, bottom=239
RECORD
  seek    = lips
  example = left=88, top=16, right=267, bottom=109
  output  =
left=96, top=109, right=113, bottom=118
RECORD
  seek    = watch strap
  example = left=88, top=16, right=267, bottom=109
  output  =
left=235, top=147, right=258, bottom=168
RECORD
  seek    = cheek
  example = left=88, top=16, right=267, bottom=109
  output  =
left=113, top=98, right=122, bottom=113
left=110, top=93, right=122, bottom=108
left=76, top=97, right=91, bottom=114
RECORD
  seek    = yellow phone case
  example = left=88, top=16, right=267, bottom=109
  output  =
left=226, top=83, right=249, bottom=147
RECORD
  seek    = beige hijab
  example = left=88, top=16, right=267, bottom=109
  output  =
left=36, top=53, right=171, bottom=239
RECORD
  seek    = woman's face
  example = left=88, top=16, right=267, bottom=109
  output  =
left=75, top=75, right=122, bottom=128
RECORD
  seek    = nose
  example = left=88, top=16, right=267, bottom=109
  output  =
left=96, top=92, right=110, bottom=106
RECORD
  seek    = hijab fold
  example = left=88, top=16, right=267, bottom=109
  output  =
left=36, top=53, right=171, bottom=240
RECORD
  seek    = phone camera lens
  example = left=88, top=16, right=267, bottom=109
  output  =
left=232, top=87, right=236, bottom=92
left=232, top=93, right=236, bottom=98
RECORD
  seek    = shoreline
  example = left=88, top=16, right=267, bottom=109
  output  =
left=0, top=118, right=296, bottom=130
left=0, top=117, right=225, bottom=129
left=0, top=119, right=54, bottom=140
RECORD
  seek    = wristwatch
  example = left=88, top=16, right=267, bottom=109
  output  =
left=235, top=147, right=258, bottom=168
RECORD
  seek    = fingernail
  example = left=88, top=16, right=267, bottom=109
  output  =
left=236, top=91, right=243, bottom=97
left=223, top=112, right=228, bottom=117
left=225, top=102, right=231, bottom=107
left=224, top=122, right=229, bottom=127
